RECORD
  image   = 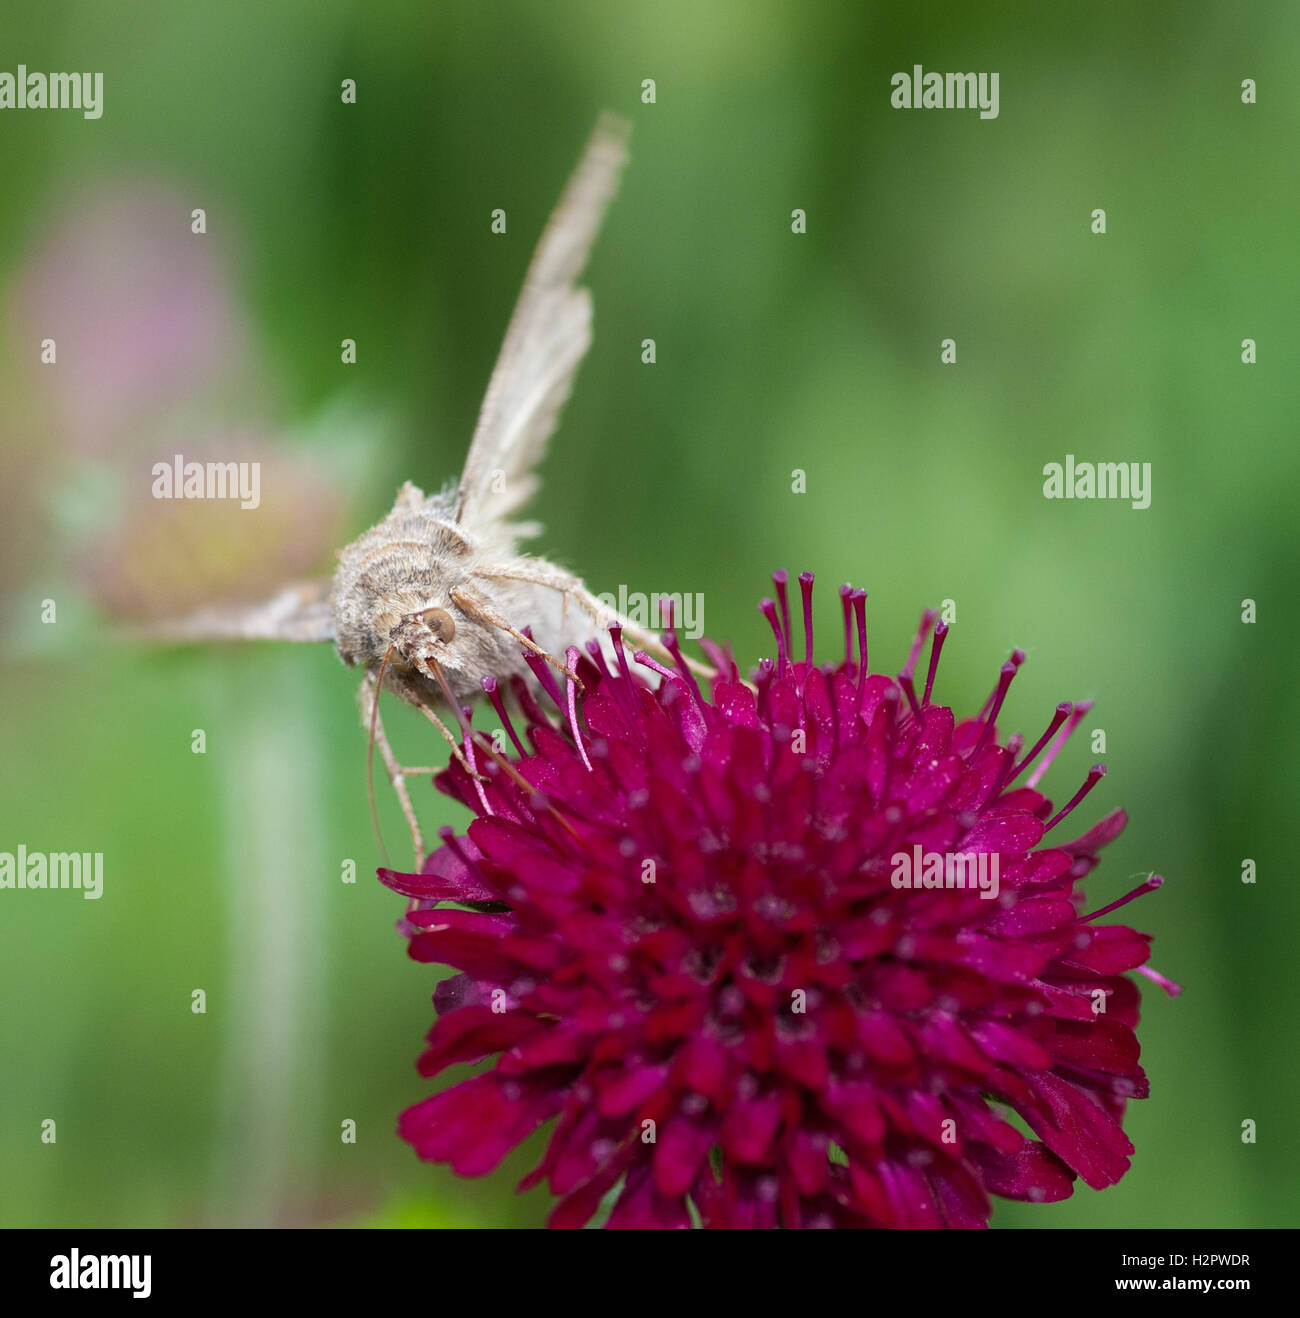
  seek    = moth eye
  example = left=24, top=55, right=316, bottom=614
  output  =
left=420, top=607, right=456, bottom=644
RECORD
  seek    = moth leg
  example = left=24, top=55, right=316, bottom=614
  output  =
left=378, top=658, right=484, bottom=778
left=449, top=585, right=583, bottom=686
left=360, top=670, right=426, bottom=867
left=470, top=563, right=715, bottom=679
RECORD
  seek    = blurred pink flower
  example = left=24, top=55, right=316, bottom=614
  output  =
left=8, top=180, right=251, bottom=455
left=4, top=178, right=372, bottom=621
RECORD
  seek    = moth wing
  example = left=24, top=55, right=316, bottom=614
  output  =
left=454, top=113, right=630, bottom=535
left=136, top=579, right=336, bottom=645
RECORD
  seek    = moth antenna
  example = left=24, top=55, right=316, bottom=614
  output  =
left=367, top=645, right=395, bottom=864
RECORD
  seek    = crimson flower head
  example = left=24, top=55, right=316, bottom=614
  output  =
left=380, top=573, right=1178, bottom=1228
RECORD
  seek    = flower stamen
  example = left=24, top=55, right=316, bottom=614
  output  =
left=1045, top=763, right=1107, bottom=831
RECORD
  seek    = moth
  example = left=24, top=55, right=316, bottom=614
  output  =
left=153, top=114, right=698, bottom=863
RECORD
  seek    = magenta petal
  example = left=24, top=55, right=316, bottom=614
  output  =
left=653, top=1115, right=716, bottom=1198
left=721, top=1095, right=784, bottom=1163
left=607, top=1165, right=692, bottom=1229
left=399, top=1074, right=559, bottom=1176
left=975, top=1141, right=1076, bottom=1202
left=595, top=1064, right=670, bottom=1118
left=960, top=810, right=1044, bottom=853
left=1016, top=1071, right=1134, bottom=1189
left=929, top=1161, right=991, bottom=1228
left=1059, top=807, right=1128, bottom=855
left=416, top=1006, right=538, bottom=1078
left=378, top=836, right=499, bottom=902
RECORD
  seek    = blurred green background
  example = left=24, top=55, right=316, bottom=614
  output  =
left=1, top=0, right=1295, bottom=1228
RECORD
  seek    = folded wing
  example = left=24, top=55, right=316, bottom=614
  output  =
left=454, top=113, right=630, bottom=536
left=137, top=578, right=336, bottom=644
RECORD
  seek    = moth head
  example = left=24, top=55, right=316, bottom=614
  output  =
left=384, top=604, right=458, bottom=676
